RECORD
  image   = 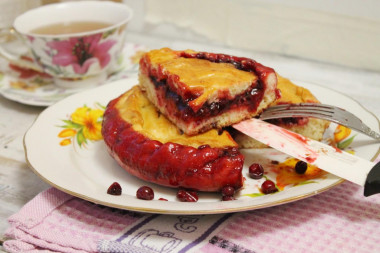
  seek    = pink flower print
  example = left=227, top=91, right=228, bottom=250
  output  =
left=47, top=33, right=116, bottom=74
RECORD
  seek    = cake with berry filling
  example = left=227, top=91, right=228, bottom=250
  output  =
left=102, top=85, right=244, bottom=192
left=139, top=48, right=279, bottom=136
left=232, top=75, right=330, bottom=148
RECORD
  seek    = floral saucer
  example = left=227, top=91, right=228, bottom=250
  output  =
left=0, top=43, right=146, bottom=106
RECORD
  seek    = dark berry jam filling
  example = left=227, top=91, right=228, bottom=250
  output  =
left=265, top=102, right=310, bottom=126
left=266, top=117, right=309, bottom=126
left=150, top=75, right=264, bottom=123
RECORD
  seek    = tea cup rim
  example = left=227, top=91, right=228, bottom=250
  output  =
left=13, top=0, right=133, bottom=38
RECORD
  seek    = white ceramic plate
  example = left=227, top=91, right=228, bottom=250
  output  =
left=24, top=77, right=380, bottom=214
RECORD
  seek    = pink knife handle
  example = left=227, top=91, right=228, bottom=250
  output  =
left=364, top=161, right=380, bottom=196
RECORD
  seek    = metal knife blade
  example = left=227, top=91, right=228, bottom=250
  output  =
left=233, top=118, right=380, bottom=196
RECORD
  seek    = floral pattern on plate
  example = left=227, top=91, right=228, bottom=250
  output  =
left=58, top=103, right=105, bottom=147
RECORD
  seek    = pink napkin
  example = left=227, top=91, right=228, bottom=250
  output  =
left=4, top=188, right=231, bottom=253
left=4, top=179, right=380, bottom=253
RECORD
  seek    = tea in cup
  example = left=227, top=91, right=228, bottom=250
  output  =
left=0, top=1, right=133, bottom=89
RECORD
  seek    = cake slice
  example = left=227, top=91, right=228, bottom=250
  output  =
left=139, top=48, right=279, bottom=135
left=102, top=85, right=244, bottom=192
left=232, top=75, right=330, bottom=148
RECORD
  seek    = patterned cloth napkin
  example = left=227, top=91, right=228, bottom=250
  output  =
left=4, top=176, right=380, bottom=253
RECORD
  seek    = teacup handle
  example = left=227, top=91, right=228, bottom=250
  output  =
left=0, top=27, right=43, bottom=71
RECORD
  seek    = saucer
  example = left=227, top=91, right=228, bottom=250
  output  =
left=0, top=43, right=146, bottom=106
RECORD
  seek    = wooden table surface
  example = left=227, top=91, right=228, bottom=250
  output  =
left=0, top=33, right=380, bottom=250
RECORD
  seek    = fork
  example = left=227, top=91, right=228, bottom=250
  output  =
left=259, top=103, right=380, bottom=141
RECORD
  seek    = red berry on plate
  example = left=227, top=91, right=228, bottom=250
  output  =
left=261, top=180, right=278, bottom=194
left=249, top=163, right=264, bottom=179
left=222, top=195, right=236, bottom=201
left=136, top=186, right=154, bottom=200
left=295, top=161, right=308, bottom=174
left=107, top=182, right=122, bottom=195
left=177, top=189, right=198, bottom=202
left=221, top=186, right=235, bottom=197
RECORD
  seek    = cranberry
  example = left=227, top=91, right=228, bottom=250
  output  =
left=177, top=189, right=198, bottom=202
left=221, top=186, right=235, bottom=197
left=295, top=161, right=308, bottom=174
left=249, top=163, right=264, bottom=179
left=107, top=182, right=122, bottom=195
left=136, top=186, right=154, bottom=200
left=222, top=195, right=236, bottom=201
left=261, top=180, right=278, bottom=194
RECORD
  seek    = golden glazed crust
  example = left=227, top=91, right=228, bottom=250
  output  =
left=115, top=86, right=237, bottom=148
left=139, top=48, right=279, bottom=135
left=144, top=48, right=258, bottom=110
left=275, top=75, right=319, bottom=104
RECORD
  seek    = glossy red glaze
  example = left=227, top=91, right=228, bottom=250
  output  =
left=101, top=95, right=245, bottom=192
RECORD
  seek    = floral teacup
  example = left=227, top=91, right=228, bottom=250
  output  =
left=0, top=1, right=133, bottom=89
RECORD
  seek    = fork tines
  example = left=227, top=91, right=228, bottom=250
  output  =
left=260, top=103, right=380, bottom=141
left=261, top=103, right=335, bottom=120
